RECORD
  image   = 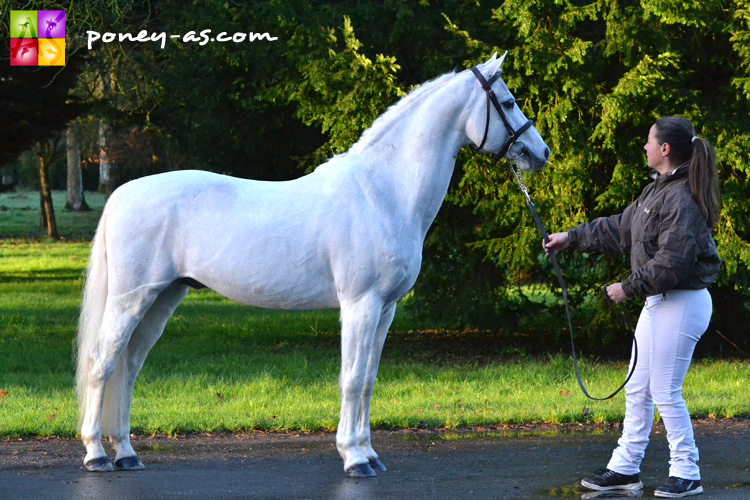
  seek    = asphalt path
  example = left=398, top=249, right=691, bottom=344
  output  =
left=1, top=420, right=748, bottom=499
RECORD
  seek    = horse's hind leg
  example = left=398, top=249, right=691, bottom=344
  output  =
left=356, top=302, right=396, bottom=473
left=80, top=289, right=159, bottom=472
left=105, top=283, right=189, bottom=470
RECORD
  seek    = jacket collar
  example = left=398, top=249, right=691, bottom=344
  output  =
left=652, top=161, right=689, bottom=186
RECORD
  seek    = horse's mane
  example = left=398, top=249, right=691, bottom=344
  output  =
left=349, top=71, right=458, bottom=154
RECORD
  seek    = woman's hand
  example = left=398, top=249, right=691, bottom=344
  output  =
left=604, top=283, right=627, bottom=304
left=543, top=232, right=570, bottom=257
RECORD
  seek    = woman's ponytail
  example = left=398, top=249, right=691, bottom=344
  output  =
left=688, top=137, right=720, bottom=229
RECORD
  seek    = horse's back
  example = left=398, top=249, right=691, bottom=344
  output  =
left=102, top=169, right=351, bottom=309
left=107, top=169, right=327, bottom=238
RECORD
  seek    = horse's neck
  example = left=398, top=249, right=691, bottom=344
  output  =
left=355, top=78, right=470, bottom=239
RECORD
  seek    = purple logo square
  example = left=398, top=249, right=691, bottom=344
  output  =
left=38, top=10, right=65, bottom=38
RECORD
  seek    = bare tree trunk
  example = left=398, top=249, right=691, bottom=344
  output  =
left=66, top=120, right=89, bottom=211
left=37, top=140, right=59, bottom=239
left=98, top=120, right=115, bottom=196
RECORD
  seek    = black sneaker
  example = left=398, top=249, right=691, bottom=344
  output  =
left=581, top=468, right=643, bottom=491
left=654, top=477, right=703, bottom=498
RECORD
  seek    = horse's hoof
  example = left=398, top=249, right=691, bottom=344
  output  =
left=84, top=456, right=114, bottom=472
left=346, top=462, right=377, bottom=478
left=369, top=457, right=387, bottom=472
left=115, top=456, right=145, bottom=470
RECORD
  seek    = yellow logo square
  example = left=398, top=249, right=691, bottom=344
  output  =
left=38, top=38, right=64, bottom=66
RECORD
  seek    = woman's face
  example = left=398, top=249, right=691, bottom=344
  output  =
left=644, top=124, right=670, bottom=173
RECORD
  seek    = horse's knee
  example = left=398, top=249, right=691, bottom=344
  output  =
left=339, top=372, right=365, bottom=398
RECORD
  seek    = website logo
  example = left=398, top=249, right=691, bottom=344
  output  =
left=10, top=10, right=65, bottom=66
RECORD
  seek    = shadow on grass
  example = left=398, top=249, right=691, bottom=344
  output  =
left=1, top=268, right=84, bottom=282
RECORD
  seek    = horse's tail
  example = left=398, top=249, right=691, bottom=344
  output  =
left=75, top=207, right=109, bottom=432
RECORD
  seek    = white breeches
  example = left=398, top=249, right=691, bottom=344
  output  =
left=608, top=289, right=712, bottom=480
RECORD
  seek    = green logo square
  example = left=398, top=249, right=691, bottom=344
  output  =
left=10, top=11, right=38, bottom=39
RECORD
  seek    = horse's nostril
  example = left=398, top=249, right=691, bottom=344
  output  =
left=544, top=147, right=550, bottom=161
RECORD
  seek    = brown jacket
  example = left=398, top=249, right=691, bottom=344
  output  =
left=567, top=164, right=721, bottom=299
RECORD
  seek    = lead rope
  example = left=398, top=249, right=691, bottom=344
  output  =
left=506, top=157, right=637, bottom=401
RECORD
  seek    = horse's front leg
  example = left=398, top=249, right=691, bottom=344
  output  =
left=336, top=296, right=383, bottom=478
left=355, top=302, right=396, bottom=473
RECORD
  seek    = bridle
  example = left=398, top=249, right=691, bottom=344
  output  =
left=470, top=66, right=534, bottom=157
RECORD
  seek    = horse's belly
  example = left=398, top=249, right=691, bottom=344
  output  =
left=188, top=254, right=340, bottom=311
left=212, top=279, right=340, bottom=310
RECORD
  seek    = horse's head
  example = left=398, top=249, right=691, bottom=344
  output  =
left=466, top=53, right=549, bottom=172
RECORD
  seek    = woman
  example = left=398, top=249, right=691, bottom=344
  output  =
left=544, top=117, right=721, bottom=498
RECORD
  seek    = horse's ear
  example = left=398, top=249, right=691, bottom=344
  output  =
left=483, top=51, right=506, bottom=77
left=497, top=50, right=507, bottom=67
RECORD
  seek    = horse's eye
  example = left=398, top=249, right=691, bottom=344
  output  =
left=503, top=99, right=515, bottom=110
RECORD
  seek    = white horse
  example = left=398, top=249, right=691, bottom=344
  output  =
left=76, top=53, right=549, bottom=477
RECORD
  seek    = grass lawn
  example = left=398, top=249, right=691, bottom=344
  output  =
left=0, top=189, right=106, bottom=240
left=1, top=238, right=748, bottom=438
